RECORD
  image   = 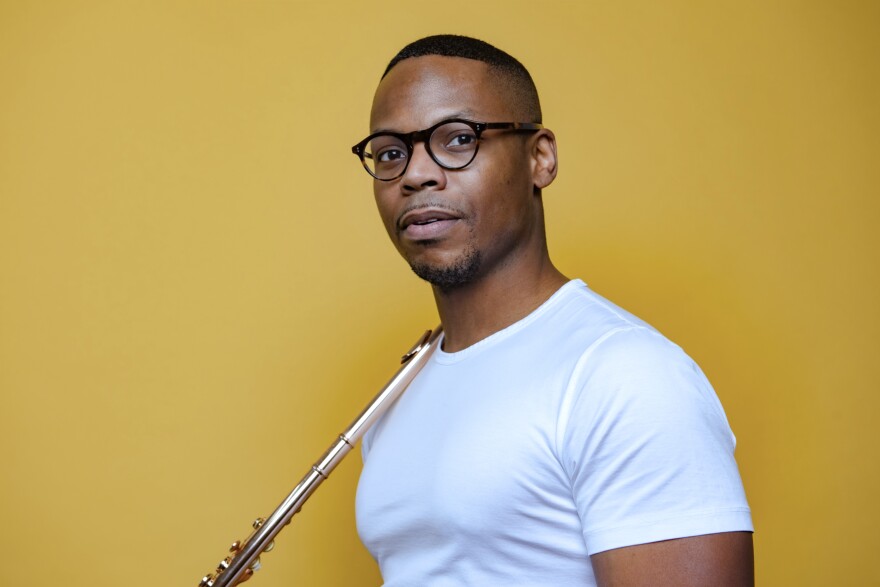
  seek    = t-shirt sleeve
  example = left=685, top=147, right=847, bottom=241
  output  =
left=558, top=326, right=753, bottom=555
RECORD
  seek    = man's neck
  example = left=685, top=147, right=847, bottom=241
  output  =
left=433, top=256, right=568, bottom=353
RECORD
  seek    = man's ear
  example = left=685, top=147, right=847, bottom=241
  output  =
left=531, top=129, right=558, bottom=191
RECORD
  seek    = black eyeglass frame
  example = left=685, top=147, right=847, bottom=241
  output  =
left=351, top=118, right=544, bottom=181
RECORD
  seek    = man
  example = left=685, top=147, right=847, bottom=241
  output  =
left=352, top=35, right=753, bottom=586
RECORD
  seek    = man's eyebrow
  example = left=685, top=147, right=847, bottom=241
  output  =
left=370, top=110, right=479, bottom=134
left=441, top=109, right=478, bottom=120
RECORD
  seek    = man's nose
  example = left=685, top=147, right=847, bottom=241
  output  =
left=401, top=141, right=446, bottom=193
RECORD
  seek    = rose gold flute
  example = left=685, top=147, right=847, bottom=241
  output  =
left=198, top=327, right=442, bottom=587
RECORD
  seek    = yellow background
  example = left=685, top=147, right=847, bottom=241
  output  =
left=1, top=1, right=877, bottom=585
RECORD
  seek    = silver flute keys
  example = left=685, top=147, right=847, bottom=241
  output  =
left=199, top=327, right=442, bottom=587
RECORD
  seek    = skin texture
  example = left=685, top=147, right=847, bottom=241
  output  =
left=369, top=54, right=755, bottom=586
left=591, top=532, right=755, bottom=587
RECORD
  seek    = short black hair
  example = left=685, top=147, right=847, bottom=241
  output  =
left=382, top=34, right=542, bottom=123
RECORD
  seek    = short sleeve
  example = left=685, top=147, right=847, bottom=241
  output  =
left=557, top=327, right=753, bottom=555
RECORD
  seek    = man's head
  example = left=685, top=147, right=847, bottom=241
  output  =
left=361, top=35, right=558, bottom=292
left=382, top=35, right=542, bottom=124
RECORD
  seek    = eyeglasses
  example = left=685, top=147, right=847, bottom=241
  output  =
left=351, top=118, right=543, bottom=181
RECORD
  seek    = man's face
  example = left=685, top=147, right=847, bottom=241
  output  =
left=369, top=55, right=543, bottom=291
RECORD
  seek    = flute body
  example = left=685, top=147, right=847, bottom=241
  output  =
left=199, top=326, right=442, bottom=587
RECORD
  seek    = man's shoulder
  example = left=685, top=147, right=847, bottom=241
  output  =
left=533, top=280, right=667, bottom=354
left=544, top=282, right=710, bottom=404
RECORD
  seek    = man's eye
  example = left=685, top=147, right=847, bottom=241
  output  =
left=446, top=132, right=476, bottom=148
left=377, top=148, right=407, bottom=163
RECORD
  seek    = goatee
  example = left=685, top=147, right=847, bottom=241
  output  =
left=410, top=247, right=482, bottom=293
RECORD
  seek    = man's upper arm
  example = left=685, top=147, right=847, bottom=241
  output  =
left=559, top=328, right=753, bottom=559
left=590, top=532, right=754, bottom=587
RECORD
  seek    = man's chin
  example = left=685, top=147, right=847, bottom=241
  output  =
left=409, top=249, right=482, bottom=292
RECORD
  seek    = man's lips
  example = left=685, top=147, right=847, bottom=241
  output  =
left=398, top=207, right=462, bottom=240
left=399, top=207, right=460, bottom=230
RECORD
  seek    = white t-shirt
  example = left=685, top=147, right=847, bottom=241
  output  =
left=356, top=280, right=752, bottom=586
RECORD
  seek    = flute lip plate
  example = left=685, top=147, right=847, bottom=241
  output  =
left=401, top=329, right=432, bottom=364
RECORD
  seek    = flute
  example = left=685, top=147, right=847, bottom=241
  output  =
left=199, top=326, right=442, bottom=587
